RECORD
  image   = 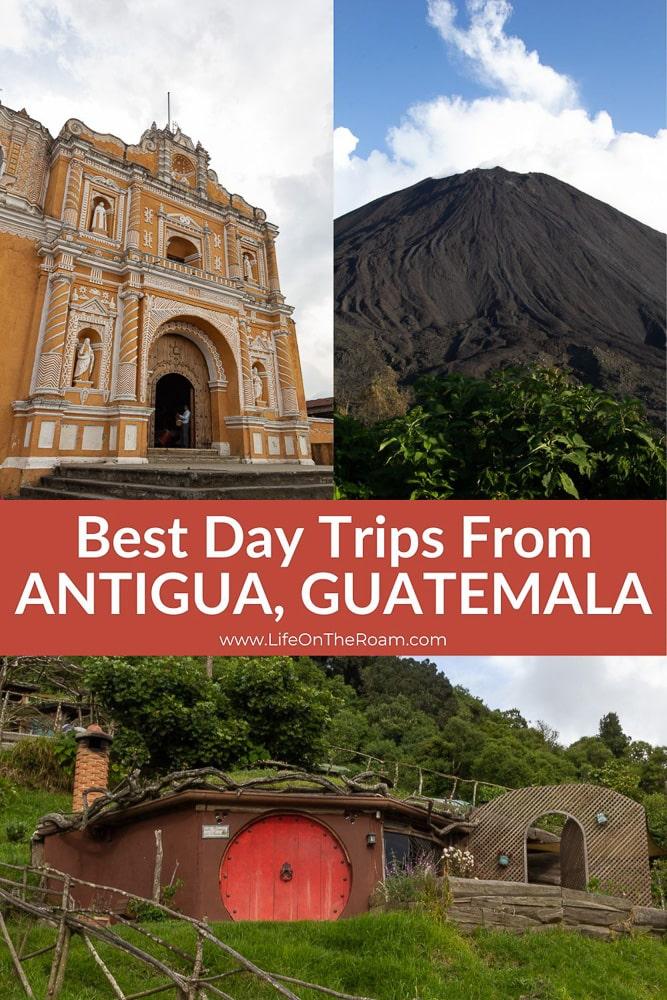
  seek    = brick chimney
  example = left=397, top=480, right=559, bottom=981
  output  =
left=72, top=724, right=113, bottom=812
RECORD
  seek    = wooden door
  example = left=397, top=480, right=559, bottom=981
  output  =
left=219, top=814, right=351, bottom=921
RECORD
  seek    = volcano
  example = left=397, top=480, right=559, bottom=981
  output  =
left=334, top=168, right=666, bottom=422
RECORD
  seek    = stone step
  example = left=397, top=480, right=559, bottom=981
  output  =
left=20, top=476, right=333, bottom=500
left=50, top=464, right=332, bottom=489
left=147, top=448, right=239, bottom=464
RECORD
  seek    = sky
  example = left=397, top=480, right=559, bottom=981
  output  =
left=334, top=0, right=667, bottom=229
left=427, top=656, right=667, bottom=747
left=0, top=0, right=333, bottom=398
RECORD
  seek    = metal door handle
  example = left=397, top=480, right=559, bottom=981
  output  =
left=280, top=862, right=293, bottom=882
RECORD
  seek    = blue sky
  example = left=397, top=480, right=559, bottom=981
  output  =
left=334, top=0, right=667, bottom=226
left=336, top=0, right=665, bottom=154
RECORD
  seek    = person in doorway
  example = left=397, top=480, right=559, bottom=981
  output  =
left=176, top=402, right=191, bottom=448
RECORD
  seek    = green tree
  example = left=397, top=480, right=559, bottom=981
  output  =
left=598, top=713, right=630, bottom=758
left=85, top=656, right=252, bottom=774
left=214, top=657, right=339, bottom=766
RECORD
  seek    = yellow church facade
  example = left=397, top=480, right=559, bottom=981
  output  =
left=0, top=103, right=314, bottom=495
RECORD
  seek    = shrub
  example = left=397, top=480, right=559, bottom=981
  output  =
left=5, top=822, right=27, bottom=843
left=376, top=852, right=451, bottom=919
left=0, top=737, right=72, bottom=792
left=336, top=367, right=666, bottom=499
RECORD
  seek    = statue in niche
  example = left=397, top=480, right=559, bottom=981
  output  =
left=91, top=201, right=109, bottom=234
left=73, top=337, right=95, bottom=383
left=243, top=254, right=254, bottom=282
left=252, top=364, right=264, bottom=404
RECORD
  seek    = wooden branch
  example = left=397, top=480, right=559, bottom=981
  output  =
left=0, top=911, right=35, bottom=999
left=0, top=865, right=379, bottom=1000
left=113, top=914, right=196, bottom=964
left=82, top=931, right=127, bottom=999
left=46, top=877, right=71, bottom=999
left=188, top=933, right=204, bottom=1000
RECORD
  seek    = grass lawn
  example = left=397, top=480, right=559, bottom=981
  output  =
left=0, top=912, right=664, bottom=1000
left=0, top=785, right=665, bottom=999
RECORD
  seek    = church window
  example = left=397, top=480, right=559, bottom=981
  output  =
left=166, top=234, right=201, bottom=268
left=171, top=154, right=196, bottom=186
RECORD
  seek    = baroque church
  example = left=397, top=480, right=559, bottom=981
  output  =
left=0, top=103, right=316, bottom=496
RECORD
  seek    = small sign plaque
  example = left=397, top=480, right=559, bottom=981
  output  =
left=202, top=824, right=230, bottom=839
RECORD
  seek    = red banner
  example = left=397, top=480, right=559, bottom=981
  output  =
left=0, top=500, right=664, bottom=655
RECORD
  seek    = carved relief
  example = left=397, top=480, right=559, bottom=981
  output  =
left=248, top=331, right=278, bottom=409
left=139, top=294, right=240, bottom=403
left=62, top=288, right=116, bottom=395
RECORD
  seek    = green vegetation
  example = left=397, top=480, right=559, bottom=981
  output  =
left=84, top=655, right=338, bottom=773
left=2, top=656, right=665, bottom=901
left=335, top=368, right=666, bottom=499
left=0, top=910, right=665, bottom=1000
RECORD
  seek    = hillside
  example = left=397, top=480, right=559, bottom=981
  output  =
left=0, top=784, right=665, bottom=1000
left=335, top=168, right=666, bottom=422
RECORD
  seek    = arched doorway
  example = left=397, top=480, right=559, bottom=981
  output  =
left=148, top=333, right=212, bottom=448
left=219, top=814, right=351, bottom=921
left=154, top=373, right=193, bottom=447
left=526, top=813, right=588, bottom=890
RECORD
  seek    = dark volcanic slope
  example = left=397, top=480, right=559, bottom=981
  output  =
left=335, top=167, right=666, bottom=420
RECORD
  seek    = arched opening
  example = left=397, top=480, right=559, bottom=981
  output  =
left=171, top=154, right=196, bottom=186
left=154, top=373, right=194, bottom=447
left=166, top=235, right=201, bottom=266
left=526, top=813, right=587, bottom=890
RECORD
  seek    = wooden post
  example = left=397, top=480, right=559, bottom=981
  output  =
left=0, top=911, right=36, bottom=998
left=46, top=876, right=71, bottom=999
left=152, top=829, right=163, bottom=903
left=188, top=931, right=205, bottom=999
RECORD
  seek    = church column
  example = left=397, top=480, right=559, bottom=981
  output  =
left=239, top=317, right=255, bottom=408
left=274, top=328, right=299, bottom=415
left=34, top=272, right=73, bottom=394
left=265, top=233, right=281, bottom=295
left=126, top=178, right=143, bottom=250
left=226, top=221, right=242, bottom=281
left=202, top=224, right=211, bottom=272
left=114, top=288, right=144, bottom=400
left=63, top=158, right=84, bottom=229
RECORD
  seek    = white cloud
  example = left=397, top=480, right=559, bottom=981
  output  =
left=335, top=0, right=667, bottom=232
left=0, top=0, right=333, bottom=396
left=427, top=0, right=578, bottom=110
left=430, top=656, right=667, bottom=746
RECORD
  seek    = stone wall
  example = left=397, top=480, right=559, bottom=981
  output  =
left=448, top=878, right=666, bottom=939
left=370, top=877, right=666, bottom=939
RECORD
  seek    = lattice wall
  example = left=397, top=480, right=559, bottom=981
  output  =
left=467, top=783, right=652, bottom=904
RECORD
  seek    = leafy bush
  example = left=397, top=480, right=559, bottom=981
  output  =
left=0, top=776, right=17, bottom=809
left=5, top=822, right=27, bottom=843
left=84, top=656, right=340, bottom=776
left=335, top=367, right=666, bottom=499
left=125, top=879, right=184, bottom=922
left=650, top=859, right=667, bottom=909
left=0, top=737, right=73, bottom=792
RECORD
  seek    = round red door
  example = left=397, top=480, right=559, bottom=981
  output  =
left=219, top=814, right=351, bottom=921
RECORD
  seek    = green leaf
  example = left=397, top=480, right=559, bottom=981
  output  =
left=559, top=471, right=580, bottom=498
